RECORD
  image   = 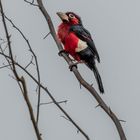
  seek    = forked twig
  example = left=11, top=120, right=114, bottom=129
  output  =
left=4, top=15, right=41, bottom=124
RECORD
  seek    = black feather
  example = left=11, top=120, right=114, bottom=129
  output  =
left=66, top=12, right=83, bottom=25
left=70, top=25, right=100, bottom=62
left=77, top=48, right=104, bottom=93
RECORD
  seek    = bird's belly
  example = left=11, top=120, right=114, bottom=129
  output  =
left=75, top=39, right=88, bottom=52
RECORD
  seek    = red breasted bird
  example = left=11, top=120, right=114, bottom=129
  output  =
left=57, top=12, right=104, bottom=93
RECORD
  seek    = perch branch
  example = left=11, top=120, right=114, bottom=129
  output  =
left=36, top=0, right=127, bottom=140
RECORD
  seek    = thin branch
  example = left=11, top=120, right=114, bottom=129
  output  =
left=1, top=1, right=88, bottom=140
left=0, top=1, right=42, bottom=140
left=36, top=1, right=127, bottom=140
left=20, top=76, right=42, bottom=140
left=43, top=32, right=50, bottom=39
left=24, top=0, right=38, bottom=7
left=0, top=51, right=90, bottom=140
left=40, top=100, right=68, bottom=106
left=25, top=55, right=34, bottom=69
left=5, top=15, right=41, bottom=124
left=0, top=64, right=11, bottom=69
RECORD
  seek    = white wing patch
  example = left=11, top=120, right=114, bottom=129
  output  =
left=75, top=39, right=88, bottom=52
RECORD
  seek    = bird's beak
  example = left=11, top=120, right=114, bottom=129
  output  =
left=56, top=12, right=69, bottom=22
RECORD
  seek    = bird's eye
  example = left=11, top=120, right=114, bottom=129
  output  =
left=69, top=14, right=75, bottom=19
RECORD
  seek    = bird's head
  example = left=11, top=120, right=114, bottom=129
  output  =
left=57, top=12, right=82, bottom=25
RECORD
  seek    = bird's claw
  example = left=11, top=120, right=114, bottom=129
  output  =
left=69, top=61, right=85, bottom=71
left=69, top=63, right=77, bottom=71
left=58, top=50, right=67, bottom=56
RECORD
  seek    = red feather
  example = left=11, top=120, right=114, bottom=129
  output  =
left=58, top=23, right=80, bottom=61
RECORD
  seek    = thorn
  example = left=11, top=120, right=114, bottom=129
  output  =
left=43, top=32, right=50, bottom=39
left=77, top=130, right=80, bottom=133
left=79, top=82, right=82, bottom=89
left=90, top=83, right=93, bottom=87
left=108, top=107, right=112, bottom=115
left=61, top=115, right=70, bottom=121
left=119, top=119, right=126, bottom=123
left=95, top=104, right=100, bottom=108
left=8, top=34, right=11, bottom=39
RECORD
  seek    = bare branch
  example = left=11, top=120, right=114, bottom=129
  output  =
left=36, top=1, right=127, bottom=140
left=0, top=64, right=11, bottom=69
left=20, top=76, right=42, bottom=140
left=5, top=14, right=41, bottom=124
left=24, top=0, right=38, bottom=7
left=25, top=55, right=34, bottom=69
left=0, top=51, right=90, bottom=140
left=0, top=1, right=42, bottom=140
left=40, top=100, right=68, bottom=106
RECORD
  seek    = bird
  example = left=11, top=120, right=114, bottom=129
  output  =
left=57, top=12, right=104, bottom=93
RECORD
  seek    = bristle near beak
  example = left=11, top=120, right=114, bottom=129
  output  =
left=56, top=12, right=69, bottom=22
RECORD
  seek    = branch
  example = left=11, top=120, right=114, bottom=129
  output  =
left=20, top=76, right=42, bottom=140
left=0, top=64, right=11, bottom=69
left=24, top=0, right=38, bottom=6
left=0, top=1, right=42, bottom=140
left=36, top=0, right=127, bottom=140
left=40, top=100, right=68, bottom=106
left=4, top=15, right=41, bottom=124
left=0, top=51, right=90, bottom=140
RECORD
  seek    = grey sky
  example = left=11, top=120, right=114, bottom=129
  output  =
left=0, top=0, right=140, bottom=140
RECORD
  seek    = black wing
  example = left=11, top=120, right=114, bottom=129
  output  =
left=70, top=25, right=100, bottom=62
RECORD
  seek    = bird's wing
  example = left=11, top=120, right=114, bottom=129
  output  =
left=70, top=25, right=100, bottom=62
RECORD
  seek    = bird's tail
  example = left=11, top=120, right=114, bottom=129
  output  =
left=92, top=65, right=104, bottom=93
left=87, top=61, right=104, bottom=94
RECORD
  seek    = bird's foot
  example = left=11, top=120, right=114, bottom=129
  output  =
left=69, top=63, right=77, bottom=71
left=69, top=60, right=85, bottom=71
left=58, top=50, right=68, bottom=56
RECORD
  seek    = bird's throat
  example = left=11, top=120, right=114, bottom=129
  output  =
left=58, top=23, right=70, bottom=43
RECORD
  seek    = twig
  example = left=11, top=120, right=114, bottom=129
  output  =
left=36, top=0, right=127, bottom=140
left=5, top=15, right=41, bottom=124
left=25, top=55, right=34, bottom=69
left=24, top=0, right=38, bottom=7
left=0, top=51, right=90, bottom=140
left=43, top=32, right=50, bottom=39
left=61, top=115, right=70, bottom=121
left=20, top=76, right=42, bottom=140
left=0, top=1, right=42, bottom=140
left=0, top=64, right=11, bottom=69
left=40, top=100, right=68, bottom=106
